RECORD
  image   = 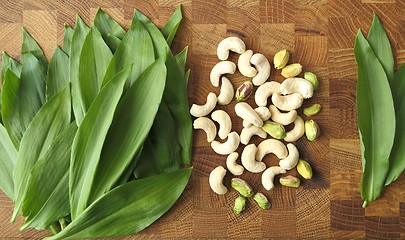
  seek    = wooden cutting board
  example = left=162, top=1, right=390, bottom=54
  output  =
left=0, top=0, right=404, bottom=239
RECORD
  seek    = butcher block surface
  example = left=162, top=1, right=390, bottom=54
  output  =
left=0, top=0, right=405, bottom=239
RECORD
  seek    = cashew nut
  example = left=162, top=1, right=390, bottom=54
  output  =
left=211, top=110, right=232, bottom=140
left=279, top=143, right=299, bottom=170
left=237, top=50, right=257, bottom=77
left=241, top=144, right=266, bottom=173
left=190, top=92, right=217, bottom=117
left=261, top=166, right=286, bottom=191
left=240, top=125, right=267, bottom=145
left=284, top=116, right=305, bottom=142
left=271, top=92, right=303, bottom=111
left=226, top=152, right=244, bottom=176
left=255, top=81, right=281, bottom=107
left=256, top=139, right=288, bottom=161
left=193, top=117, right=217, bottom=142
left=209, top=166, right=228, bottom=194
left=280, top=77, right=314, bottom=99
left=235, top=102, right=263, bottom=127
left=269, top=105, right=297, bottom=126
left=211, top=131, right=240, bottom=155
left=250, top=53, right=271, bottom=86
left=217, top=76, right=234, bottom=105
left=242, top=107, right=270, bottom=128
left=217, top=37, right=246, bottom=61
left=210, top=61, right=236, bottom=87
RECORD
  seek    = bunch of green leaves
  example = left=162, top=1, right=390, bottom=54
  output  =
left=0, top=5, right=192, bottom=239
left=355, top=13, right=405, bottom=207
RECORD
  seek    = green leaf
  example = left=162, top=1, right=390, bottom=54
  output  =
left=12, top=85, right=71, bottom=221
left=367, top=13, right=394, bottom=84
left=174, top=46, right=188, bottom=77
left=93, top=8, right=126, bottom=51
left=385, top=64, right=405, bottom=186
left=89, top=57, right=167, bottom=202
left=69, top=66, right=131, bottom=220
left=47, top=168, right=192, bottom=240
left=161, top=5, right=182, bottom=46
left=2, top=53, right=47, bottom=149
left=62, top=24, right=74, bottom=56
left=102, top=14, right=154, bottom=88
left=106, top=34, right=121, bottom=53
left=70, top=16, right=90, bottom=125
left=21, top=122, right=77, bottom=231
left=78, top=26, right=113, bottom=114
left=1, top=69, right=23, bottom=148
left=1, top=52, right=22, bottom=81
left=0, top=123, right=17, bottom=200
left=46, top=47, right=69, bottom=100
left=354, top=30, right=395, bottom=207
left=136, top=10, right=192, bottom=166
left=21, top=28, right=48, bottom=70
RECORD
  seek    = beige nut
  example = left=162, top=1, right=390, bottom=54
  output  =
left=279, top=143, right=299, bottom=170
left=279, top=77, right=314, bottom=99
left=209, top=166, right=228, bottom=194
left=269, top=105, right=297, bottom=126
left=240, top=125, right=267, bottom=145
left=262, top=166, right=286, bottom=191
left=211, top=131, right=240, bottom=155
left=217, top=37, right=246, bottom=60
left=226, top=152, right=244, bottom=176
left=238, top=50, right=257, bottom=77
left=190, top=92, right=217, bottom=117
left=242, top=107, right=271, bottom=128
left=250, top=53, right=271, bottom=86
left=235, top=102, right=263, bottom=127
left=284, top=116, right=305, bottom=142
left=193, top=117, right=217, bottom=142
left=241, top=144, right=266, bottom=173
left=211, top=110, right=232, bottom=140
left=210, top=61, right=236, bottom=87
left=271, top=92, right=303, bottom=111
left=255, top=81, right=281, bottom=107
left=217, top=76, right=234, bottom=105
left=256, top=139, right=288, bottom=161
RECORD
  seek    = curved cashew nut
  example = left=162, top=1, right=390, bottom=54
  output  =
left=255, top=81, right=281, bottom=107
left=238, top=50, right=257, bottom=77
left=226, top=152, right=244, bottom=176
left=193, top=117, right=217, bottom=142
left=269, top=105, right=297, bottom=126
left=256, top=139, right=288, bottom=161
left=262, top=166, right=286, bottom=190
left=217, top=76, right=234, bottom=105
left=211, top=131, right=240, bottom=155
left=240, top=125, right=267, bottom=145
left=250, top=53, right=271, bottom=86
left=217, top=37, right=246, bottom=60
left=271, top=92, right=303, bottom=111
left=284, top=116, right=305, bottom=142
left=280, top=77, right=314, bottom=99
left=242, top=144, right=266, bottom=173
left=211, top=110, right=232, bottom=140
left=210, top=61, right=236, bottom=87
left=190, top=92, right=217, bottom=117
left=209, top=166, right=228, bottom=194
left=235, top=102, right=263, bottom=127
left=242, top=107, right=271, bottom=128
left=279, top=143, right=299, bottom=170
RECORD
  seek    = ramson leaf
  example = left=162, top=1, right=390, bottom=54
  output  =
left=0, top=123, right=17, bottom=200
left=62, top=24, right=74, bottom=56
left=161, top=5, right=182, bottom=47
left=47, top=168, right=192, bottom=240
left=46, top=47, right=69, bottom=100
left=69, top=66, right=131, bottom=220
left=12, top=85, right=71, bottom=221
left=93, top=8, right=126, bottom=52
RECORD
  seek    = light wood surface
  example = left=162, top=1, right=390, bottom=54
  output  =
left=0, top=0, right=404, bottom=239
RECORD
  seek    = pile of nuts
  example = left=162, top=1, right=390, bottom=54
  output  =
left=190, top=37, right=321, bottom=214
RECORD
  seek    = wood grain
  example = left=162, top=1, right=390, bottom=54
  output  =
left=0, top=0, right=404, bottom=239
